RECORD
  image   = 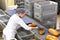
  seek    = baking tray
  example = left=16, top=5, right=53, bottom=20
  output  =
left=17, top=27, right=34, bottom=38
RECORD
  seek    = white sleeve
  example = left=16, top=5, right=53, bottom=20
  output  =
left=17, top=19, right=32, bottom=30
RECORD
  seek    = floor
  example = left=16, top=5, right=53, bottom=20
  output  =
left=0, top=14, right=60, bottom=40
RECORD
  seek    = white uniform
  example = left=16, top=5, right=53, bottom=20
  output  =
left=3, top=14, right=31, bottom=40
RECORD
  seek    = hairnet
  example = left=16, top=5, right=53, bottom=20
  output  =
left=16, top=8, right=25, bottom=14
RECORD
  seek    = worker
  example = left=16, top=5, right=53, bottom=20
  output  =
left=3, top=8, right=38, bottom=40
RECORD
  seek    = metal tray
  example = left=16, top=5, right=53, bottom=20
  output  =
left=17, top=27, right=34, bottom=38
left=21, top=35, right=42, bottom=40
left=17, top=27, right=45, bottom=40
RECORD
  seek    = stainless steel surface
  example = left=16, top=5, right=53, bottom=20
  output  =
left=0, top=15, right=10, bottom=28
left=17, top=27, right=46, bottom=40
left=0, top=9, right=6, bottom=15
left=21, top=35, right=43, bottom=40
left=0, top=9, right=10, bottom=28
left=0, top=15, right=9, bottom=22
left=34, top=1, right=58, bottom=28
left=17, top=27, right=34, bottom=37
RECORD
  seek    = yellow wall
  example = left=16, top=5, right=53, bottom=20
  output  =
left=5, top=0, right=15, bottom=10
left=0, top=0, right=6, bottom=10
left=0, top=0, right=15, bottom=10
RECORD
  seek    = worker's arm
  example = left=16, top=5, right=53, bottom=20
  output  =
left=17, top=18, right=38, bottom=30
left=17, top=19, right=33, bottom=30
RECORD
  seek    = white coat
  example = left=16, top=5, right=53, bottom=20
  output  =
left=3, top=14, right=32, bottom=40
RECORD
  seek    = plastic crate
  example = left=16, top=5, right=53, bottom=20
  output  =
left=25, top=0, right=49, bottom=17
left=24, top=0, right=39, bottom=17
left=17, top=33, right=45, bottom=40
left=16, top=0, right=25, bottom=8
left=25, top=10, right=33, bottom=17
left=16, top=0, right=24, bottom=4
left=34, top=1, right=58, bottom=20
left=25, top=4, right=32, bottom=11
left=34, top=1, right=58, bottom=29
left=24, top=1, right=33, bottom=17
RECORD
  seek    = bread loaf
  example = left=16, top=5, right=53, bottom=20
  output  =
left=38, top=29, right=45, bottom=35
left=31, top=22, right=37, bottom=27
left=48, top=28, right=59, bottom=36
left=46, top=35, right=59, bottom=40
left=28, top=22, right=37, bottom=27
left=31, top=38, right=36, bottom=40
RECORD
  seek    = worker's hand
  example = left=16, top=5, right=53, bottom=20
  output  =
left=28, top=24, right=32, bottom=27
left=31, top=27, right=38, bottom=30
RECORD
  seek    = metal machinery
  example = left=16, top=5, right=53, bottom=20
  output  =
left=34, top=1, right=58, bottom=29
left=25, top=0, right=49, bottom=17
left=15, top=0, right=25, bottom=8
left=17, top=27, right=45, bottom=40
left=0, top=9, right=10, bottom=30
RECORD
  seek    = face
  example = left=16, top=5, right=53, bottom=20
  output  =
left=19, top=13, right=25, bottom=18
